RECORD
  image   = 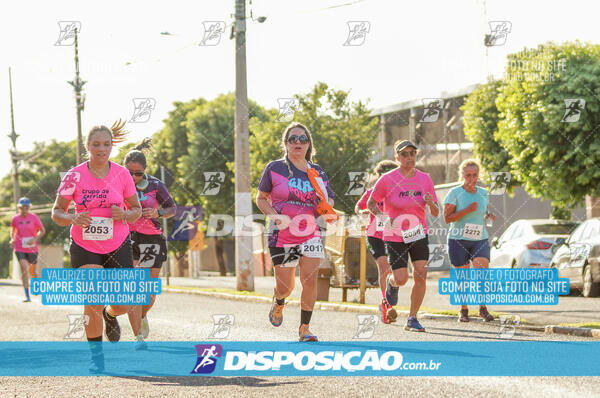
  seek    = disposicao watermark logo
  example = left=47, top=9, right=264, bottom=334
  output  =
left=497, top=315, right=520, bottom=339
left=353, top=315, right=378, bottom=339
left=428, top=244, right=447, bottom=268
left=169, top=206, right=203, bottom=241
left=64, top=314, right=89, bottom=339
left=208, top=314, right=234, bottom=339
left=346, top=172, right=368, bottom=196
left=58, top=171, right=80, bottom=196
left=343, top=21, right=370, bottom=46
left=202, top=172, right=225, bottom=195
left=485, top=21, right=512, bottom=46
left=191, top=344, right=223, bottom=374
left=129, top=98, right=156, bottom=123
left=276, top=98, right=299, bottom=123
left=199, top=21, right=226, bottom=46
left=489, top=172, right=511, bottom=195
left=562, top=99, right=585, bottom=122
left=55, top=21, right=81, bottom=46
left=420, top=99, right=444, bottom=123
left=137, top=244, right=161, bottom=268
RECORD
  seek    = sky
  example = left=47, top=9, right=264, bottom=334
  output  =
left=0, top=0, right=598, bottom=178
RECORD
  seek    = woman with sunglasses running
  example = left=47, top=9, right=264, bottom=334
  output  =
left=124, top=138, right=176, bottom=340
left=367, top=140, right=439, bottom=332
left=355, top=160, right=398, bottom=324
left=52, top=121, right=141, bottom=373
left=256, top=122, right=334, bottom=342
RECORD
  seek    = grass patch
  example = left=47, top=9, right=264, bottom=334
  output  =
left=166, top=285, right=272, bottom=298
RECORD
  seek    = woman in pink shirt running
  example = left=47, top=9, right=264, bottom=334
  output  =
left=355, top=160, right=398, bottom=324
left=10, top=197, right=45, bottom=302
left=52, top=121, right=141, bottom=373
left=367, top=140, right=439, bottom=332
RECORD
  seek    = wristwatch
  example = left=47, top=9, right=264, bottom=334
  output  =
left=157, top=209, right=164, bottom=217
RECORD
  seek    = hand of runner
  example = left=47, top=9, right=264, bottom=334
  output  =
left=270, top=214, right=291, bottom=230
left=9, top=240, right=13, bottom=249
left=72, top=212, right=92, bottom=227
left=485, top=212, right=496, bottom=221
left=466, top=201, right=478, bottom=213
left=111, top=205, right=126, bottom=221
left=142, top=208, right=158, bottom=219
left=424, top=192, right=435, bottom=205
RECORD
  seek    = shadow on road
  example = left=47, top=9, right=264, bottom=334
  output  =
left=112, top=375, right=304, bottom=387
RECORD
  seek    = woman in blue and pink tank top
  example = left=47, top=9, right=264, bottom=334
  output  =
left=256, top=122, right=334, bottom=342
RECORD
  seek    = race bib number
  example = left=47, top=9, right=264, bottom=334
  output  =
left=300, top=237, right=324, bottom=258
left=21, top=237, right=35, bottom=249
left=401, top=224, right=425, bottom=244
left=82, top=217, right=114, bottom=241
left=463, top=223, right=483, bottom=240
left=375, top=215, right=391, bottom=232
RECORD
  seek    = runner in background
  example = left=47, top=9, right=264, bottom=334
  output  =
left=355, top=160, right=398, bottom=324
left=443, top=159, right=496, bottom=322
left=367, top=140, right=439, bottom=332
left=10, top=197, right=45, bottom=302
left=52, top=121, right=141, bottom=373
left=256, top=122, right=334, bottom=342
left=124, top=138, right=176, bottom=340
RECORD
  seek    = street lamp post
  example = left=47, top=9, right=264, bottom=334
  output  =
left=7, top=67, right=21, bottom=209
left=68, top=28, right=86, bottom=165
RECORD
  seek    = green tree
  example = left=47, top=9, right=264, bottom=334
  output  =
left=153, top=94, right=269, bottom=275
left=496, top=42, right=600, bottom=217
left=462, top=79, right=518, bottom=192
left=0, top=139, right=78, bottom=275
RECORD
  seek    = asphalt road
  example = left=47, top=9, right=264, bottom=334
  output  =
left=1, top=283, right=599, bottom=397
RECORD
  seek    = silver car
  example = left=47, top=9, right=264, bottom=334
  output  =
left=490, top=219, right=579, bottom=268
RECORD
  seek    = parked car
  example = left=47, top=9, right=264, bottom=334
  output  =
left=550, top=218, right=600, bottom=297
left=490, top=219, right=579, bottom=268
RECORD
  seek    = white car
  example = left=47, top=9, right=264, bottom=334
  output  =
left=490, top=219, right=579, bottom=268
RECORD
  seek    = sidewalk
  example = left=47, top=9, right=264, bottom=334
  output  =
left=165, top=269, right=451, bottom=303
left=162, top=272, right=600, bottom=328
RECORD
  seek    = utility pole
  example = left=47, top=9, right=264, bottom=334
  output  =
left=234, top=0, right=254, bottom=291
left=161, top=165, right=171, bottom=286
left=68, top=28, right=86, bottom=164
left=7, top=67, right=20, bottom=208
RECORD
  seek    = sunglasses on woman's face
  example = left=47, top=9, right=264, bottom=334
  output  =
left=399, top=150, right=417, bottom=158
left=129, top=170, right=144, bottom=177
left=287, top=134, right=309, bottom=144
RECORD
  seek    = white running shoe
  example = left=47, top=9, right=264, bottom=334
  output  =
left=140, top=316, right=149, bottom=339
left=134, top=335, right=148, bottom=351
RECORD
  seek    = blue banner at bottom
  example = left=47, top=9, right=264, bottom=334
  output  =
left=0, top=341, right=599, bottom=376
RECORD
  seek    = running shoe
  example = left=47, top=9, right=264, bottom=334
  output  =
left=298, top=324, right=318, bottom=342
left=404, top=316, right=425, bottom=332
left=268, top=296, right=284, bottom=327
left=23, top=298, right=31, bottom=303
left=385, top=274, right=399, bottom=306
left=140, top=316, right=149, bottom=339
left=89, top=353, right=105, bottom=374
left=102, top=306, right=121, bottom=342
left=134, top=335, right=148, bottom=351
left=379, top=298, right=397, bottom=324
left=458, top=308, right=470, bottom=323
left=479, top=306, right=494, bottom=322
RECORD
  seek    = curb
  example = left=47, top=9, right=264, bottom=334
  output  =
left=545, top=325, right=600, bottom=339
left=162, top=286, right=539, bottom=328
